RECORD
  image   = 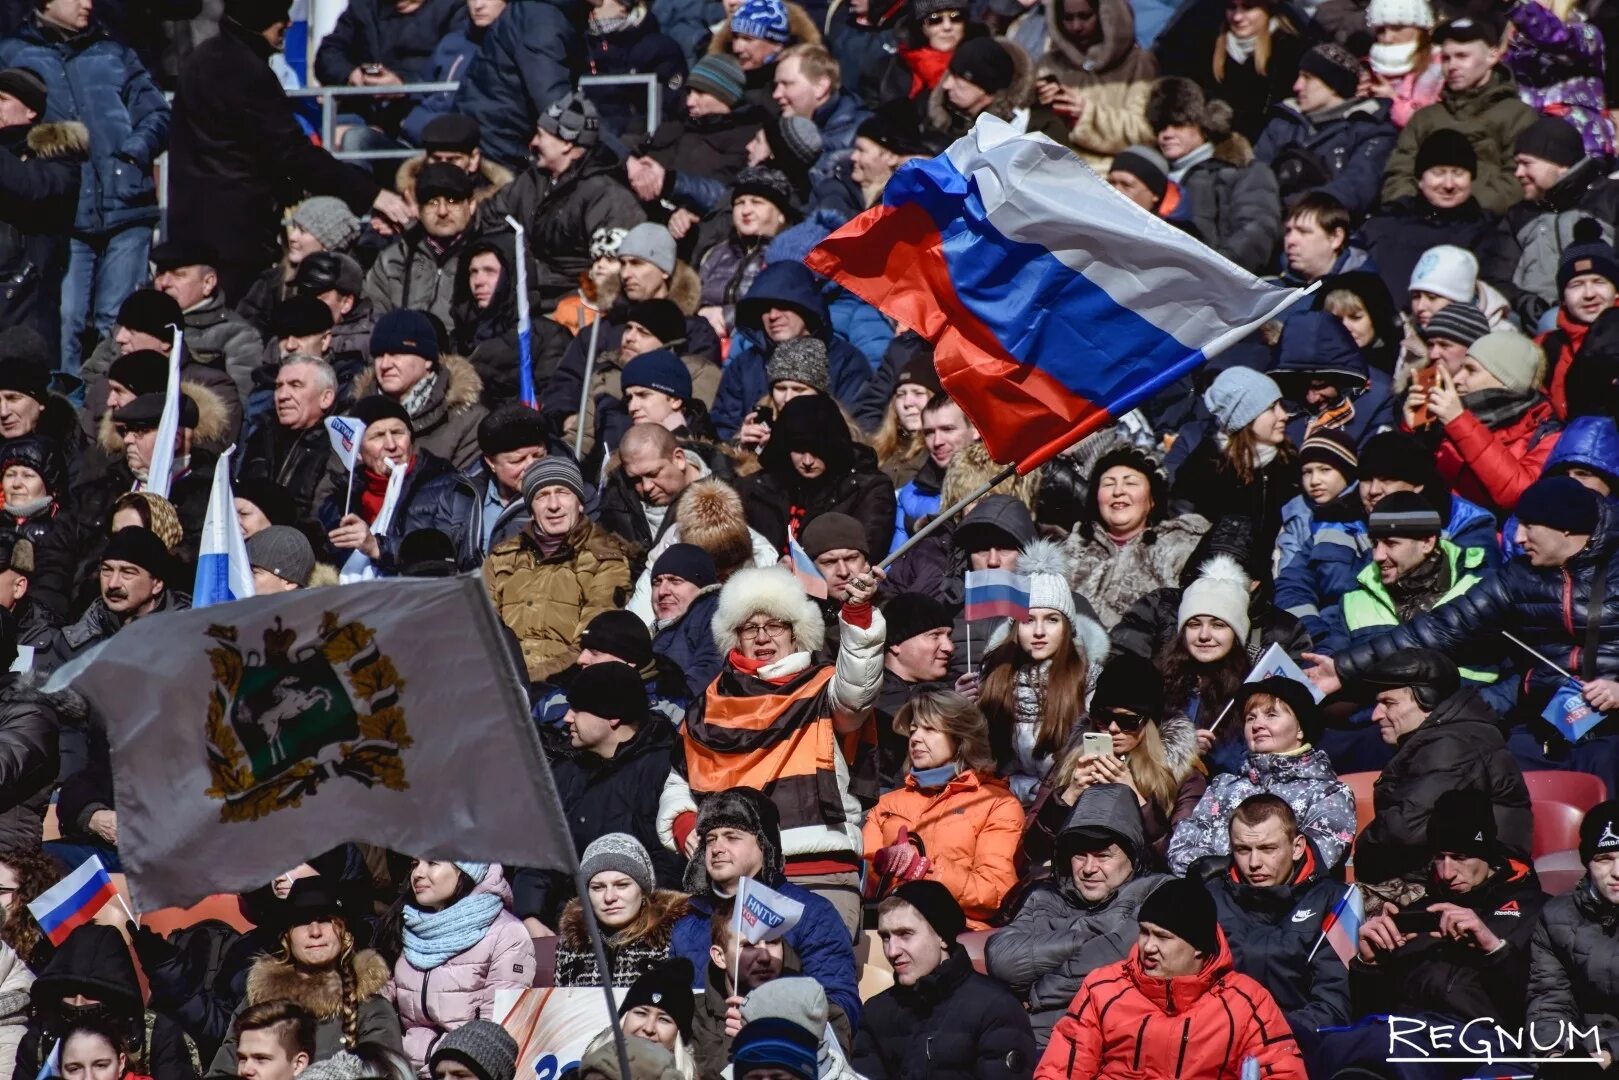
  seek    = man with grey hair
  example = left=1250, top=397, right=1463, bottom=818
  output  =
left=237, top=353, right=338, bottom=518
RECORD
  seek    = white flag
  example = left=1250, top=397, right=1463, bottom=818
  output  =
left=339, top=458, right=405, bottom=584
left=733, top=876, right=804, bottom=945
left=1246, top=643, right=1325, bottom=703
left=142, top=330, right=184, bottom=499
left=57, top=576, right=576, bottom=910
left=324, top=416, right=366, bottom=471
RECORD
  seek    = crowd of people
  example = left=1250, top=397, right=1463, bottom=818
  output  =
left=0, top=0, right=1616, bottom=1072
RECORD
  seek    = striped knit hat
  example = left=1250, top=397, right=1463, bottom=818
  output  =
left=1298, top=428, right=1358, bottom=482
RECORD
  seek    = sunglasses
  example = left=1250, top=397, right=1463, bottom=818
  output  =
left=924, top=10, right=965, bottom=24
left=1098, top=709, right=1147, bottom=733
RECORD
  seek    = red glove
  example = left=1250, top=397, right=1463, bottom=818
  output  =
left=874, top=842, right=919, bottom=878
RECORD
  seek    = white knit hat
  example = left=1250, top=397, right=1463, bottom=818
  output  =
left=984, top=539, right=1080, bottom=652
left=1367, top=0, right=1433, bottom=28
left=1408, top=245, right=1479, bottom=304
left=1177, top=555, right=1252, bottom=641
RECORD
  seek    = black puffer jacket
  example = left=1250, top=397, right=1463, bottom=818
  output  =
left=1353, top=688, right=1532, bottom=884
left=1168, top=438, right=1299, bottom=560
left=235, top=421, right=332, bottom=521
left=1529, top=875, right=1619, bottom=1058
left=1205, top=849, right=1351, bottom=1039
left=851, top=948, right=1036, bottom=1080
left=0, top=120, right=85, bottom=359
left=509, top=716, right=685, bottom=927
left=1336, top=499, right=1619, bottom=723
left=1175, top=137, right=1282, bottom=274
left=0, top=677, right=61, bottom=853
left=1360, top=860, right=1547, bottom=1023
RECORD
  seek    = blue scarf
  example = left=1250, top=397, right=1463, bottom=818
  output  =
left=402, top=892, right=506, bottom=970
left=910, top=761, right=960, bottom=789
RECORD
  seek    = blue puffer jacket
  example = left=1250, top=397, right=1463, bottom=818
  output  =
left=1271, top=310, right=1396, bottom=450
left=1252, top=96, right=1397, bottom=218
left=810, top=89, right=868, bottom=184
left=1275, top=490, right=1499, bottom=643
left=892, top=457, right=942, bottom=552
left=1336, top=499, right=1619, bottom=723
left=398, top=27, right=482, bottom=146
left=454, top=0, right=587, bottom=170
left=711, top=261, right=872, bottom=438
left=1501, top=415, right=1619, bottom=559
left=671, top=884, right=860, bottom=1030
left=0, top=17, right=167, bottom=235
left=651, top=587, right=722, bottom=697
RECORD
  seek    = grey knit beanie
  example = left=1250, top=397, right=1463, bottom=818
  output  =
left=766, top=337, right=830, bottom=393
left=1202, top=367, right=1283, bottom=434
left=430, top=1021, right=519, bottom=1080
left=579, top=832, right=657, bottom=896
left=288, top=196, right=361, bottom=253
left=536, top=91, right=600, bottom=147
left=778, top=115, right=823, bottom=169
left=522, top=456, right=586, bottom=505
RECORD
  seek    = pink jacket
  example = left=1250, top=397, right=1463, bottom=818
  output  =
left=388, top=866, right=536, bottom=1075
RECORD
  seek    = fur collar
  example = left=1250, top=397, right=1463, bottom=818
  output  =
left=926, top=37, right=1035, bottom=132
left=351, top=352, right=484, bottom=417
left=395, top=154, right=515, bottom=205
left=245, top=950, right=390, bottom=1018
left=558, top=889, right=690, bottom=949
left=97, top=379, right=233, bottom=454
left=25, top=121, right=88, bottom=159
left=1158, top=713, right=1200, bottom=777
left=669, top=263, right=702, bottom=317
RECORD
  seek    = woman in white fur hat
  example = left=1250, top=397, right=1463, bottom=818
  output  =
left=1154, top=554, right=1256, bottom=776
left=976, top=539, right=1110, bottom=807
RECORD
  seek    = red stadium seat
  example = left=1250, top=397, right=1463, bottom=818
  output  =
left=1524, top=770, right=1608, bottom=814
left=1341, top=771, right=1378, bottom=838
left=957, top=928, right=993, bottom=975
left=140, top=893, right=253, bottom=937
left=1530, top=799, right=1588, bottom=860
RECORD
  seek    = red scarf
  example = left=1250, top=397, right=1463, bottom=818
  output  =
left=1549, top=308, right=1598, bottom=418
left=727, top=648, right=798, bottom=685
left=358, top=456, right=414, bottom=522
left=899, top=46, right=953, bottom=97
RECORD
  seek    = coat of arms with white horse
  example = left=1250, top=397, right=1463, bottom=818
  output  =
left=203, top=612, right=412, bottom=822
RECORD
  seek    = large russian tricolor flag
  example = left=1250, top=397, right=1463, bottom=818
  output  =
left=805, top=115, right=1308, bottom=473
left=28, top=855, right=119, bottom=947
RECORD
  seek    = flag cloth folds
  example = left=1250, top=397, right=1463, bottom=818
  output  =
left=964, top=568, right=1030, bottom=622
left=506, top=215, right=536, bottom=408
left=733, top=876, right=805, bottom=944
left=143, top=332, right=184, bottom=498
left=60, top=576, right=576, bottom=911
left=1311, top=884, right=1365, bottom=967
left=28, top=855, right=117, bottom=946
left=1245, top=643, right=1325, bottom=703
left=805, top=115, right=1308, bottom=473
left=193, top=445, right=256, bottom=608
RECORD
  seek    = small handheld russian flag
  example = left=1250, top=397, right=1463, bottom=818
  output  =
left=192, top=445, right=255, bottom=608
left=1309, top=884, right=1365, bottom=967
left=28, top=855, right=120, bottom=947
left=788, top=532, right=827, bottom=600
left=963, top=568, right=1030, bottom=622
left=323, top=416, right=366, bottom=470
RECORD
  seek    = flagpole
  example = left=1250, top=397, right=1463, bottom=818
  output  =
left=575, top=864, right=635, bottom=1080
left=573, top=315, right=603, bottom=462
left=1502, top=630, right=1579, bottom=682
left=877, top=463, right=1017, bottom=572
left=343, top=459, right=357, bottom=517
left=115, top=892, right=138, bottom=926
left=504, top=216, right=536, bottom=409
left=731, top=878, right=745, bottom=999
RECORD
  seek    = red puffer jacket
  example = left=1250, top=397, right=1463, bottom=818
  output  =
left=1433, top=396, right=1561, bottom=515
left=1035, top=931, right=1306, bottom=1080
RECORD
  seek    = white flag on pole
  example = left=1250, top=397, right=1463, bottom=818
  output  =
left=193, top=445, right=256, bottom=608
left=339, top=459, right=405, bottom=584
left=324, top=416, right=366, bottom=470
left=142, top=329, right=184, bottom=499
left=1246, top=642, right=1325, bottom=703
left=732, top=876, right=805, bottom=945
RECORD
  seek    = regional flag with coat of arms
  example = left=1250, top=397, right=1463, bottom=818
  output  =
left=55, top=576, right=576, bottom=911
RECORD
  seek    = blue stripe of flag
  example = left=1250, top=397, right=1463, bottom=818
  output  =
left=192, top=552, right=239, bottom=608
left=964, top=582, right=1030, bottom=606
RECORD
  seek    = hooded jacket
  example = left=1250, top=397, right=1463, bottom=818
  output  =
left=852, top=947, right=1037, bottom=1080
left=388, top=865, right=535, bottom=1074
left=652, top=587, right=723, bottom=697
left=364, top=224, right=471, bottom=334
left=640, top=102, right=764, bottom=201
left=1379, top=67, right=1540, bottom=216
left=983, top=786, right=1167, bottom=1045
left=1253, top=95, right=1395, bottom=217
left=450, top=234, right=574, bottom=410
left=351, top=356, right=489, bottom=471
left=710, top=262, right=874, bottom=440
left=1167, top=746, right=1356, bottom=876
left=1501, top=415, right=1619, bottom=556
left=1034, top=0, right=1156, bottom=169
left=1206, top=847, right=1352, bottom=1039
left=1272, top=311, right=1397, bottom=451
left=1034, top=931, right=1306, bottom=1080
left=450, top=0, right=586, bottom=171
left=1528, top=874, right=1619, bottom=1059
left=1353, top=688, right=1532, bottom=883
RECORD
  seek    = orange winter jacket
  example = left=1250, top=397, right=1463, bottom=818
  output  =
left=1036, top=932, right=1306, bottom=1080
left=861, top=768, right=1024, bottom=930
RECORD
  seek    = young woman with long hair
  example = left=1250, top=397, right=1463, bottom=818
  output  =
left=1154, top=555, right=1255, bottom=777
left=554, top=835, right=689, bottom=987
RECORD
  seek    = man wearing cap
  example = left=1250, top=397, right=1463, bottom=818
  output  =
left=1307, top=474, right=1619, bottom=789
left=630, top=55, right=764, bottom=213
left=361, top=309, right=487, bottom=469
left=150, top=240, right=259, bottom=416
left=1253, top=43, right=1395, bottom=217
left=435, top=404, right=551, bottom=565
left=1037, top=878, right=1305, bottom=1078
left=799, top=512, right=873, bottom=610
left=400, top=114, right=514, bottom=206
left=365, top=164, right=478, bottom=332
left=236, top=354, right=338, bottom=520
left=1363, top=129, right=1521, bottom=314
left=712, top=261, right=870, bottom=440
left=1508, top=115, right=1619, bottom=325
left=1417, top=294, right=1492, bottom=377
left=931, top=38, right=1066, bottom=144
left=726, top=0, right=801, bottom=99
left=297, top=252, right=377, bottom=365
left=648, top=543, right=723, bottom=693
left=428, top=1020, right=517, bottom=1080
left=510, top=661, right=682, bottom=932
left=1319, top=789, right=1546, bottom=1072
left=1527, top=799, right=1619, bottom=1064
left=1539, top=223, right=1619, bottom=418
left=483, top=455, right=632, bottom=681
left=1379, top=14, right=1536, bottom=215
left=851, top=111, right=931, bottom=208
left=246, top=526, right=319, bottom=593
left=588, top=346, right=712, bottom=468
left=478, top=91, right=646, bottom=312
left=166, top=0, right=411, bottom=304
left=108, top=385, right=233, bottom=544
left=985, top=784, right=1167, bottom=1045
left=874, top=592, right=954, bottom=786
left=853, top=881, right=1035, bottom=1080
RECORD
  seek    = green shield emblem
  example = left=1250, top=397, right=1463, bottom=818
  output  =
left=229, top=656, right=359, bottom=782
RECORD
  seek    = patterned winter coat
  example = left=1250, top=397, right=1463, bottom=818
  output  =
left=1505, top=1, right=1616, bottom=157
left=482, top=518, right=633, bottom=681
left=389, top=866, right=535, bottom=1075
left=1165, top=746, right=1356, bottom=875
left=1062, top=513, right=1209, bottom=629
left=553, top=889, right=688, bottom=987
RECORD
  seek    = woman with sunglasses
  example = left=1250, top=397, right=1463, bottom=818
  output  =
left=897, top=0, right=976, bottom=98
left=1031, top=0, right=1157, bottom=170
left=1166, top=677, right=1357, bottom=876
left=1023, top=654, right=1204, bottom=870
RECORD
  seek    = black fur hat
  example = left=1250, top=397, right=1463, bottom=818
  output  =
left=1145, top=77, right=1233, bottom=141
left=682, top=786, right=784, bottom=895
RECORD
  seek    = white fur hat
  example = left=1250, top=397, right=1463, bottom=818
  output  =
left=1177, top=555, right=1252, bottom=642
left=711, top=565, right=825, bottom=656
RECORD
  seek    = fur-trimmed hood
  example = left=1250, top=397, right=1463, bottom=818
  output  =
left=23, top=120, right=88, bottom=160
left=395, top=153, right=515, bottom=206
left=927, top=37, right=1036, bottom=132
left=1040, top=0, right=1154, bottom=83
left=705, top=2, right=821, bottom=55
left=711, top=565, right=824, bottom=656
left=351, top=351, right=484, bottom=421
left=558, top=887, right=689, bottom=949
left=1158, top=712, right=1199, bottom=778
left=676, top=478, right=754, bottom=579
left=245, top=949, right=391, bottom=1018
left=668, top=262, right=702, bottom=317
left=97, top=379, right=233, bottom=454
